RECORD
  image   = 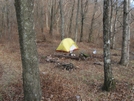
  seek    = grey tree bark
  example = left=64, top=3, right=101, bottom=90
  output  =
left=14, top=0, right=42, bottom=100
left=111, top=0, right=118, bottom=49
left=80, top=0, right=84, bottom=42
left=2, top=4, right=6, bottom=39
left=103, top=0, right=115, bottom=91
left=49, top=0, right=54, bottom=35
left=120, top=0, right=130, bottom=66
left=5, top=0, right=10, bottom=40
left=46, top=0, right=49, bottom=29
left=40, top=0, right=46, bottom=41
left=68, top=0, right=75, bottom=37
left=88, top=0, right=98, bottom=43
left=75, top=0, right=80, bottom=42
left=109, top=0, right=114, bottom=48
left=80, top=0, right=88, bottom=42
left=59, top=0, right=65, bottom=40
left=0, top=5, right=4, bottom=38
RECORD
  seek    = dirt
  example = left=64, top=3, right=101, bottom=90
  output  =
left=0, top=40, right=134, bottom=101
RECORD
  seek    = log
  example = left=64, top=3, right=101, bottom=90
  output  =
left=54, top=54, right=80, bottom=60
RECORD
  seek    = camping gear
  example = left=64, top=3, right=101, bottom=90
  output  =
left=56, top=38, right=78, bottom=52
left=93, top=49, right=97, bottom=54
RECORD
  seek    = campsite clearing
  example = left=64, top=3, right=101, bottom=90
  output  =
left=0, top=40, right=134, bottom=101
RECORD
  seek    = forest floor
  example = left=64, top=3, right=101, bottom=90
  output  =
left=0, top=38, right=134, bottom=101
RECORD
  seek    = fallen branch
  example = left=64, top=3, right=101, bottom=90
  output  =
left=54, top=54, right=80, bottom=60
left=54, top=53, right=89, bottom=60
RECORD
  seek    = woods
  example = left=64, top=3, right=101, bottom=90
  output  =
left=0, top=0, right=134, bottom=100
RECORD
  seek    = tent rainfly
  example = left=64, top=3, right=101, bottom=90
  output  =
left=56, top=38, right=78, bottom=52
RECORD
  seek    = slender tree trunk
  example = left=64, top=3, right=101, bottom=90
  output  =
left=49, top=0, right=54, bottom=35
left=6, top=1, right=12, bottom=41
left=103, top=0, right=115, bottom=91
left=46, top=4, right=49, bottom=29
left=0, top=6, right=4, bottom=38
left=111, top=0, right=118, bottom=49
left=14, top=0, right=42, bottom=100
left=109, top=0, right=114, bottom=48
left=80, top=0, right=88, bottom=42
left=80, top=0, right=84, bottom=42
left=2, top=6, right=6, bottom=38
left=68, top=0, right=75, bottom=37
left=88, top=0, right=98, bottom=43
left=34, top=0, right=39, bottom=32
left=40, top=0, right=46, bottom=41
left=120, top=0, right=130, bottom=66
left=59, top=0, right=65, bottom=40
left=6, top=0, right=9, bottom=40
left=75, top=0, right=80, bottom=42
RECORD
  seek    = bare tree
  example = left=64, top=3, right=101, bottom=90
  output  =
left=80, top=0, right=88, bottom=42
left=109, top=0, right=114, bottom=48
left=45, top=0, right=50, bottom=29
left=75, top=0, right=80, bottom=42
left=1, top=2, right=6, bottom=39
left=40, top=0, right=46, bottom=37
left=49, top=0, right=54, bottom=35
left=103, top=0, right=115, bottom=91
left=14, top=0, right=42, bottom=100
left=0, top=3, right=4, bottom=38
left=88, top=0, right=98, bottom=42
left=111, top=0, right=119, bottom=49
left=68, top=0, right=75, bottom=37
left=59, top=0, right=65, bottom=40
left=119, top=0, right=130, bottom=66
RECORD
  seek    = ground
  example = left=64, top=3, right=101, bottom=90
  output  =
left=0, top=39, right=134, bottom=101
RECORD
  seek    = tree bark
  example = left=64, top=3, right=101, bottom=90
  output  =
left=103, top=0, right=115, bottom=91
left=120, top=0, right=130, bottom=66
left=75, top=0, right=80, bottom=42
left=40, top=0, right=46, bottom=41
left=59, top=0, right=65, bottom=40
left=80, top=0, right=88, bottom=42
left=0, top=5, right=4, bottom=38
left=88, top=0, right=98, bottom=43
left=111, top=0, right=118, bottom=49
left=49, top=0, right=54, bottom=35
left=109, top=0, right=114, bottom=48
left=68, top=0, right=75, bottom=37
left=14, top=0, right=42, bottom=100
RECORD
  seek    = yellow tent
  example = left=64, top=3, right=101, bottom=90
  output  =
left=56, top=38, right=78, bottom=52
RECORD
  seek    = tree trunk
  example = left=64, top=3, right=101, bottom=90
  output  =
left=120, top=0, right=130, bottom=66
left=80, top=0, right=84, bottom=42
left=111, top=0, right=118, bottom=49
left=49, top=0, right=54, bottom=35
left=46, top=1, right=49, bottom=29
left=74, top=0, right=80, bottom=42
left=14, top=0, right=42, bottom=101
left=68, top=0, right=75, bottom=37
left=59, top=0, right=65, bottom=40
left=3, top=5, right=6, bottom=38
left=0, top=6, right=4, bottom=38
left=88, top=0, right=98, bottom=43
left=109, top=0, right=114, bottom=49
left=40, top=0, right=46, bottom=41
left=80, top=0, right=88, bottom=42
left=103, top=0, right=115, bottom=91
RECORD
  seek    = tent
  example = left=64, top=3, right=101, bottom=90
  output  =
left=56, top=38, right=78, bottom=52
